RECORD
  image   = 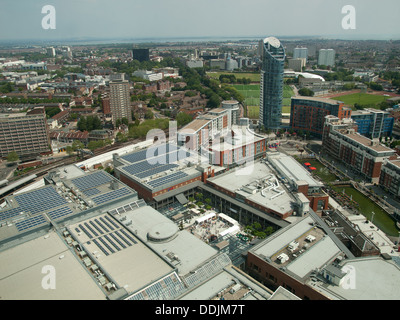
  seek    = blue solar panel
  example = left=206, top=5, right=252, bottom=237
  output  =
left=0, top=207, right=25, bottom=222
left=84, top=222, right=98, bottom=237
left=47, top=206, right=73, bottom=220
left=121, top=144, right=189, bottom=165
left=71, top=171, right=112, bottom=192
left=104, top=234, right=121, bottom=251
left=15, top=214, right=47, bottom=232
left=94, top=218, right=109, bottom=233
left=120, top=149, right=148, bottom=164
left=146, top=171, right=189, bottom=189
left=98, top=237, right=115, bottom=254
left=79, top=223, right=93, bottom=239
left=82, top=188, right=101, bottom=197
left=114, top=231, right=131, bottom=247
left=0, top=186, right=68, bottom=220
left=89, top=220, right=104, bottom=235
left=91, top=187, right=132, bottom=205
left=100, top=216, right=115, bottom=231
left=104, top=215, right=120, bottom=230
left=119, top=229, right=138, bottom=244
left=92, top=239, right=109, bottom=256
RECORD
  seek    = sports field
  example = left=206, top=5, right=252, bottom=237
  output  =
left=331, top=93, right=388, bottom=109
left=233, top=84, right=260, bottom=106
left=233, top=84, right=294, bottom=119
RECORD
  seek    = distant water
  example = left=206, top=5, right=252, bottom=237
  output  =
left=0, top=35, right=323, bottom=47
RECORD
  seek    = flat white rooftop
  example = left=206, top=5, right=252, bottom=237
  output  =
left=268, top=153, right=322, bottom=188
left=0, top=230, right=106, bottom=300
left=207, top=161, right=294, bottom=215
left=113, top=204, right=219, bottom=277
left=67, top=213, right=175, bottom=295
left=312, top=257, right=400, bottom=300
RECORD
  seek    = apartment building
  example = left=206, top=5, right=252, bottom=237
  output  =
left=0, top=107, right=51, bottom=158
left=322, top=116, right=396, bottom=183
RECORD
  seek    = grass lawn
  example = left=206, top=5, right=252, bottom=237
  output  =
left=247, top=105, right=259, bottom=119
left=234, top=84, right=294, bottom=110
left=332, top=93, right=388, bottom=109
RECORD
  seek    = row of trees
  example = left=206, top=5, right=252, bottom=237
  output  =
left=218, top=74, right=252, bottom=84
left=77, top=115, right=103, bottom=132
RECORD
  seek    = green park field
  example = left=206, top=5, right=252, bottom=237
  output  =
left=233, top=84, right=294, bottom=119
left=332, top=93, right=388, bottom=109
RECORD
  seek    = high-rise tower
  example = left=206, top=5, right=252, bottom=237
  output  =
left=109, top=76, right=131, bottom=126
left=259, top=36, right=285, bottom=130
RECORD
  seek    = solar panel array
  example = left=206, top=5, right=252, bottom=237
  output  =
left=77, top=215, right=138, bottom=257
left=0, top=207, right=25, bottom=222
left=91, top=187, right=132, bottom=205
left=121, top=143, right=184, bottom=164
left=146, top=171, right=189, bottom=189
left=82, top=188, right=101, bottom=197
left=13, top=186, right=67, bottom=215
left=123, top=161, right=178, bottom=179
left=120, top=149, right=148, bottom=164
left=47, top=206, right=73, bottom=221
left=15, top=214, right=47, bottom=232
left=127, top=272, right=186, bottom=300
left=71, top=171, right=113, bottom=193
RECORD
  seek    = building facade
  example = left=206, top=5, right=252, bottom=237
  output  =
left=132, top=48, right=150, bottom=62
left=293, top=47, right=308, bottom=61
left=0, top=107, right=51, bottom=158
left=351, top=108, right=394, bottom=139
left=318, top=49, right=336, bottom=67
left=109, top=79, right=132, bottom=126
left=379, top=159, right=400, bottom=198
left=259, top=37, right=285, bottom=130
left=322, top=116, right=396, bottom=183
left=290, top=97, right=352, bottom=136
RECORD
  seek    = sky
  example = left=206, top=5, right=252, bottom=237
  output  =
left=0, top=0, right=399, bottom=43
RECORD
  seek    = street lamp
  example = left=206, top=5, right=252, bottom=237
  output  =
left=371, top=211, right=375, bottom=225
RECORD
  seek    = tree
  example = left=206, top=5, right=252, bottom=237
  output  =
left=369, top=82, right=383, bottom=91
left=207, top=93, right=221, bottom=108
left=298, top=88, right=314, bottom=97
left=72, top=140, right=84, bottom=151
left=145, top=110, right=154, bottom=119
left=6, top=151, right=19, bottom=163
left=176, top=112, right=193, bottom=127
left=65, top=146, right=74, bottom=155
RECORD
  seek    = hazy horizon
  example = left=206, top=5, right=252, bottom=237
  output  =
left=1, top=0, right=399, bottom=44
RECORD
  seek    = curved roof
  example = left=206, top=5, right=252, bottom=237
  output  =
left=297, top=72, right=325, bottom=82
left=263, top=36, right=281, bottom=48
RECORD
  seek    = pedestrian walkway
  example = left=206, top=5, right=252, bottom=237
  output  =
left=329, top=197, right=400, bottom=256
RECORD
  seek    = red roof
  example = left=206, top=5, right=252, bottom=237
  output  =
left=304, top=163, right=311, bottom=166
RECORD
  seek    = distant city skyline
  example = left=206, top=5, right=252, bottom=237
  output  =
left=1, top=0, right=400, bottom=43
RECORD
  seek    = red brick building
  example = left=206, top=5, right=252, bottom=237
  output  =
left=290, top=97, right=352, bottom=136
